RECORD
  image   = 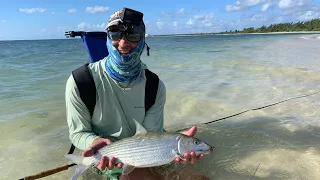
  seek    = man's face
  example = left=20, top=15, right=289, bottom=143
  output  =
left=109, top=25, right=139, bottom=56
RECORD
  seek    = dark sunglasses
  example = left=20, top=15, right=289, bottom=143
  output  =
left=108, top=30, right=142, bottom=42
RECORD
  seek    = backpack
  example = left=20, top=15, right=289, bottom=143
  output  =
left=67, top=63, right=159, bottom=154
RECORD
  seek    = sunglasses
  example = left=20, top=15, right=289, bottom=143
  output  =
left=108, top=30, right=142, bottom=42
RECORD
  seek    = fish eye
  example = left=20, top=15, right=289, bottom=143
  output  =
left=193, top=139, right=200, bottom=145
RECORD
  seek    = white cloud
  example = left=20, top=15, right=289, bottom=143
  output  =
left=41, top=29, right=47, bottom=32
left=278, top=0, right=309, bottom=9
left=68, top=8, right=77, bottom=13
left=186, top=19, right=194, bottom=25
left=19, top=8, right=46, bottom=13
left=298, top=10, right=320, bottom=21
left=51, top=12, right=55, bottom=14
left=261, top=3, right=270, bottom=11
left=86, top=6, right=109, bottom=14
left=226, top=0, right=266, bottom=12
left=160, top=8, right=189, bottom=19
left=173, top=21, right=178, bottom=28
left=226, top=1, right=242, bottom=11
left=279, top=0, right=294, bottom=9
left=77, top=22, right=106, bottom=31
left=274, top=16, right=285, bottom=23
left=156, top=21, right=165, bottom=29
left=194, top=13, right=215, bottom=21
left=177, top=8, right=185, bottom=14
left=186, top=13, right=215, bottom=27
left=1, top=20, right=5, bottom=23
left=250, top=14, right=269, bottom=21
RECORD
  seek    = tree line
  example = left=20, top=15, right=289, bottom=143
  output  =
left=218, top=18, right=320, bottom=34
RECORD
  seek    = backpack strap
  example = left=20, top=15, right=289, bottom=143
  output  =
left=144, top=69, right=159, bottom=111
left=68, top=63, right=96, bottom=154
left=71, top=63, right=97, bottom=117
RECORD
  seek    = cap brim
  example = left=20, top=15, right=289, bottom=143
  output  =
left=105, top=19, right=122, bottom=30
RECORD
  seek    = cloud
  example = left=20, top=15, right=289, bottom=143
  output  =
left=186, top=19, right=194, bottom=26
left=77, top=22, right=106, bottom=31
left=19, top=8, right=46, bottom=13
left=160, top=8, right=190, bottom=19
left=86, top=6, right=109, bottom=14
left=186, top=12, right=216, bottom=27
left=1, top=20, right=6, bottom=23
left=278, top=0, right=309, bottom=9
left=225, top=0, right=313, bottom=12
left=68, top=8, right=77, bottom=13
left=261, top=3, right=271, bottom=11
left=156, top=21, right=165, bottom=29
left=226, top=0, right=266, bottom=12
left=177, top=8, right=185, bottom=14
left=298, top=10, right=320, bottom=21
left=173, top=21, right=178, bottom=28
left=250, top=14, right=269, bottom=21
left=226, top=1, right=242, bottom=11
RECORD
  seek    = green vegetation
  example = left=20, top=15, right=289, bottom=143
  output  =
left=218, top=18, right=320, bottom=34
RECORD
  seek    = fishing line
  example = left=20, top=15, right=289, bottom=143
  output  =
left=204, top=90, right=320, bottom=125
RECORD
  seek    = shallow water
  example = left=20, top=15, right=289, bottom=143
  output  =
left=0, top=33, right=320, bottom=180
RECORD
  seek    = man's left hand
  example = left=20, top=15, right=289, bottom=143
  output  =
left=174, top=126, right=204, bottom=165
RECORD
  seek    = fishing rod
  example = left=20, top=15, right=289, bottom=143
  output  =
left=18, top=90, right=320, bottom=179
left=203, top=90, right=320, bottom=124
left=19, top=164, right=76, bottom=180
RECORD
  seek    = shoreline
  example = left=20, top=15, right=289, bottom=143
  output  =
left=216, top=31, right=320, bottom=35
left=149, top=31, right=320, bottom=37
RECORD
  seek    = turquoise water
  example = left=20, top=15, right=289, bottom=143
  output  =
left=0, top=33, right=320, bottom=179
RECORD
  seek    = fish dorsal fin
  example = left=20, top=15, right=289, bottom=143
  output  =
left=133, top=118, right=148, bottom=136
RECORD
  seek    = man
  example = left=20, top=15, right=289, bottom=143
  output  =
left=65, top=7, right=204, bottom=179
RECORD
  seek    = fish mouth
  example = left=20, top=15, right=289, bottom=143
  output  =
left=209, top=146, right=215, bottom=153
left=198, top=146, right=215, bottom=155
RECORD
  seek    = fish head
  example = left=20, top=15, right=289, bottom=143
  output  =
left=178, top=135, right=214, bottom=156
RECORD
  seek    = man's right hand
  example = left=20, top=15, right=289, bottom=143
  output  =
left=82, top=137, right=123, bottom=171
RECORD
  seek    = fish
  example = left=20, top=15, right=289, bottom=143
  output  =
left=64, top=119, right=214, bottom=180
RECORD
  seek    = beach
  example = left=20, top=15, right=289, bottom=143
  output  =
left=0, top=33, right=320, bottom=180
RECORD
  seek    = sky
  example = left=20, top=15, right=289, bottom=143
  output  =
left=0, top=0, right=319, bottom=40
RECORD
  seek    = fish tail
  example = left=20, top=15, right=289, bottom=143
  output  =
left=64, top=154, right=91, bottom=180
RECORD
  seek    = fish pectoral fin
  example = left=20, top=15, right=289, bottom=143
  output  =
left=172, top=149, right=184, bottom=160
left=122, top=164, right=136, bottom=175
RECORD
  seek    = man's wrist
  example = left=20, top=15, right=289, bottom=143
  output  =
left=92, top=137, right=103, bottom=145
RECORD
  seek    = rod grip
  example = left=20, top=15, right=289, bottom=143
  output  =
left=23, top=164, right=69, bottom=180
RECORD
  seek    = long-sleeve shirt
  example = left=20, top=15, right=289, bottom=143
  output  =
left=65, top=58, right=166, bottom=150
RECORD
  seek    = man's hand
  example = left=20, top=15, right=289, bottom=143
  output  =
left=82, top=138, right=123, bottom=171
left=174, top=126, right=204, bottom=164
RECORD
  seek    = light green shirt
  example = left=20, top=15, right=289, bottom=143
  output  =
left=65, top=58, right=166, bottom=150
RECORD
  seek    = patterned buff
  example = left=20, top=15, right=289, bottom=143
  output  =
left=105, top=35, right=145, bottom=82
